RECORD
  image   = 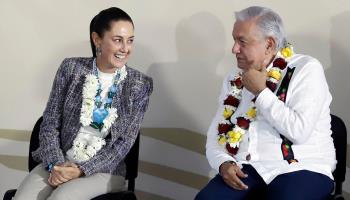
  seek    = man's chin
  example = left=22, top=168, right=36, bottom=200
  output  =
left=237, top=64, right=246, bottom=70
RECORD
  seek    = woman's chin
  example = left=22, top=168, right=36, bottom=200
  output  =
left=112, top=60, right=127, bottom=68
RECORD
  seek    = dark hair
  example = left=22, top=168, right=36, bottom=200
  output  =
left=89, top=7, right=134, bottom=57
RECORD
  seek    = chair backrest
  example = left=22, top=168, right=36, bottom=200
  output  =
left=124, top=133, right=140, bottom=191
left=28, top=117, right=140, bottom=191
left=28, top=117, right=42, bottom=171
left=330, top=114, right=347, bottom=196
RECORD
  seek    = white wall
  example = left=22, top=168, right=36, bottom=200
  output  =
left=0, top=0, right=349, bottom=199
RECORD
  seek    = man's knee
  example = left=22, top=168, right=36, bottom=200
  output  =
left=195, top=176, right=222, bottom=200
left=195, top=187, right=216, bottom=200
left=194, top=190, right=205, bottom=200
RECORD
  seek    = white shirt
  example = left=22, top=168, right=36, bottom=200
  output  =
left=206, top=54, right=336, bottom=184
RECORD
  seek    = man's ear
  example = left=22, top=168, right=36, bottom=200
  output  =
left=265, top=36, right=277, bottom=54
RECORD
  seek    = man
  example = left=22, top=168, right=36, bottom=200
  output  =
left=196, top=6, right=336, bottom=200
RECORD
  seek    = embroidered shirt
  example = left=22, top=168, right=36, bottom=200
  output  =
left=206, top=54, right=336, bottom=184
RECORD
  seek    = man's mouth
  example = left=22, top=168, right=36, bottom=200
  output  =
left=237, top=57, right=244, bottom=62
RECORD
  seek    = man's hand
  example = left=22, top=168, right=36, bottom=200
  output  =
left=220, top=162, right=248, bottom=190
left=48, top=162, right=84, bottom=187
left=242, top=67, right=267, bottom=96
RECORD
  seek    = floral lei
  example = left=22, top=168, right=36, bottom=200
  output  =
left=79, top=66, right=127, bottom=133
left=217, top=45, right=294, bottom=156
left=67, top=64, right=128, bottom=163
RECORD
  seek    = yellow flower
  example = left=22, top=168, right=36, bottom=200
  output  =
left=281, top=47, right=293, bottom=58
left=268, top=70, right=282, bottom=80
left=229, top=137, right=240, bottom=144
left=218, top=135, right=226, bottom=145
left=223, top=107, right=233, bottom=119
left=227, top=130, right=234, bottom=138
left=246, top=107, right=256, bottom=119
left=228, top=130, right=241, bottom=140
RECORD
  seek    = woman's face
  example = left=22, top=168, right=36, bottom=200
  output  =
left=94, top=20, right=134, bottom=69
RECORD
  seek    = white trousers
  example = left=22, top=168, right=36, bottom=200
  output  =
left=13, top=165, right=126, bottom=200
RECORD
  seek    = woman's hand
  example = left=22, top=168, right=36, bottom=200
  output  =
left=48, top=169, right=69, bottom=187
left=47, top=162, right=84, bottom=187
left=54, top=165, right=84, bottom=179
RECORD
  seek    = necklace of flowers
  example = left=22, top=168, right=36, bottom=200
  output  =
left=80, top=59, right=127, bottom=133
left=217, top=44, right=294, bottom=156
left=66, top=132, right=107, bottom=163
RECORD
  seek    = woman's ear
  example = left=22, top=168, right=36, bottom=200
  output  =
left=91, top=32, right=101, bottom=47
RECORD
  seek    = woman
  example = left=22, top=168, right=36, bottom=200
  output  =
left=14, top=7, right=152, bottom=200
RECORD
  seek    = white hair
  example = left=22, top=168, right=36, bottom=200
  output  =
left=235, top=6, right=287, bottom=50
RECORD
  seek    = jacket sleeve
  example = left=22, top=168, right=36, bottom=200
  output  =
left=79, top=77, right=153, bottom=176
left=255, top=58, right=332, bottom=144
left=206, top=75, right=237, bottom=172
left=35, top=58, right=72, bottom=167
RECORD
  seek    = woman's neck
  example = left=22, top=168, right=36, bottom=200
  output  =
left=96, top=57, right=117, bottom=74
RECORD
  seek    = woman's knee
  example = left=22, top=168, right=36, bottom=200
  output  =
left=47, top=188, right=71, bottom=200
left=47, top=183, right=82, bottom=200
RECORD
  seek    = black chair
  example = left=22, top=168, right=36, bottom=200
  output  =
left=330, top=114, right=347, bottom=200
left=3, top=117, right=139, bottom=200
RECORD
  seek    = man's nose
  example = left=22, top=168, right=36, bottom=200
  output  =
left=232, top=42, right=240, bottom=54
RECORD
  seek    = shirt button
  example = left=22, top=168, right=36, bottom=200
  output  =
left=246, top=154, right=251, bottom=161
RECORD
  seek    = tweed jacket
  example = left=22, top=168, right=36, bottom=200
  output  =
left=32, top=57, right=153, bottom=177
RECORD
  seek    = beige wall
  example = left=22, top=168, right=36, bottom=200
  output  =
left=0, top=0, right=349, bottom=199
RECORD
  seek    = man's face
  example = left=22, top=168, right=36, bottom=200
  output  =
left=232, top=18, right=270, bottom=71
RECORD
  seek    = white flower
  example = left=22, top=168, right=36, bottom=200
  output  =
left=231, top=86, right=242, bottom=97
left=225, top=105, right=237, bottom=113
left=67, top=132, right=106, bottom=163
left=80, top=74, right=99, bottom=127
left=83, top=75, right=98, bottom=98
left=101, top=108, right=118, bottom=133
left=233, top=126, right=246, bottom=135
left=116, top=66, right=128, bottom=84
left=79, top=72, right=121, bottom=130
left=230, top=142, right=240, bottom=148
left=267, top=77, right=279, bottom=83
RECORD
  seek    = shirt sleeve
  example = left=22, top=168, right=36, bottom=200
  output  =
left=255, top=58, right=332, bottom=144
left=36, top=58, right=72, bottom=167
left=206, top=75, right=237, bottom=172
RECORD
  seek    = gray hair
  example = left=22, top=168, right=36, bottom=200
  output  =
left=235, top=6, right=287, bottom=50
